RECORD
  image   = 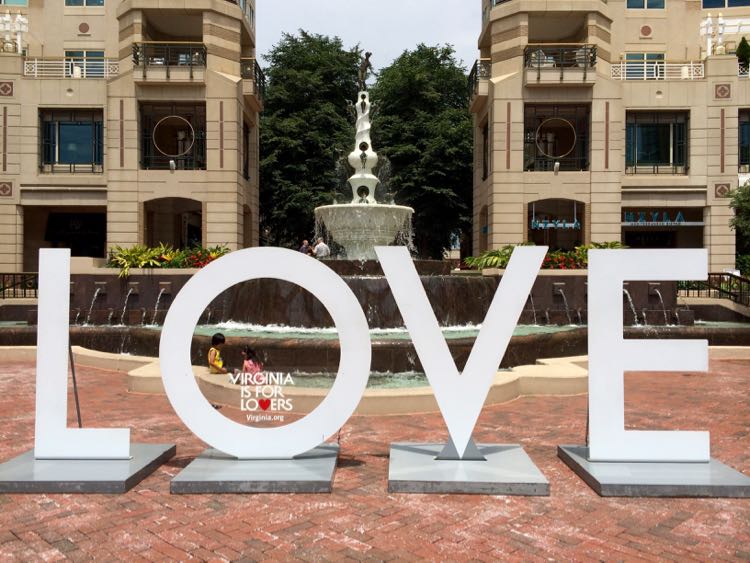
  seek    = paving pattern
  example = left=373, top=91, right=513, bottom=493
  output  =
left=0, top=356, right=748, bottom=561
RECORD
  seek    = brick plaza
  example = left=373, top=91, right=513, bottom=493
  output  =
left=0, top=354, right=748, bottom=561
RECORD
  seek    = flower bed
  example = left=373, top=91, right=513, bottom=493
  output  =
left=464, top=242, right=626, bottom=271
left=107, top=244, right=230, bottom=278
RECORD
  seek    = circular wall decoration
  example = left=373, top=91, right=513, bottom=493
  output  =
left=535, top=117, right=577, bottom=159
left=640, top=25, right=652, bottom=37
left=152, top=115, right=195, bottom=157
left=78, top=22, right=90, bottom=34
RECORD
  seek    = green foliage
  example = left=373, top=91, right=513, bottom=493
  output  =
left=737, top=254, right=750, bottom=277
left=370, top=45, right=473, bottom=259
left=259, top=31, right=361, bottom=247
left=107, top=244, right=229, bottom=278
left=464, top=242, right=627, bottom=271
left=737, top=37, right=750, bottom=64
left=730, top=180, right=750, bottom=255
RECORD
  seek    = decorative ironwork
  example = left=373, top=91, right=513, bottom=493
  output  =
left=468, top=59, right=491, bottom=98
left=240, top=58, right=266, bottom=103
left=524, top=104, right=590, bottom=172
left=140, top=102, right=206, bottom=170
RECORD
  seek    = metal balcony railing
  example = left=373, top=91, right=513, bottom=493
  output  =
left=524, top=44, right=597, bottom=80
left=0, top=273, right=38, bottom=299
left=611, top=61, right=704, bottom=80
left=679, top=273, right=750, bottom=307
left=24, top=58, right=119, bottom=79
left=132, top=42, right=207, bottom=79
left=739, top=62, right=749, bottom=78
left=468, top=58, right=491, bottom=98
left=241, top=57, right=266, bottom=102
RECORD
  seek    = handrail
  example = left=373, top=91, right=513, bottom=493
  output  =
left=240, top=57, right=266, bottom=102
left=679, top=272, right=750, bottom=307
left=524, top=45, right=596, bottom=82
left=132, top=42, right=207, bottom=80
left=468, top=58, right=491, bottom=98
left=24, top=57, right=119, bottom=79
left=611, top=61, right=704, bottom=80
left=0, top=273, right=39, bottom=299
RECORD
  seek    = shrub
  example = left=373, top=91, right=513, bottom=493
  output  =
left=464, top=242, right=627, bottom=271
left=737, top=254, right=750, bottom=277
left=107, top=244, right=230, bottom=278
left=737, top=37, right=750, bottom=65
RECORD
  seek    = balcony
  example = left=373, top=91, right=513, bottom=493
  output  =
left=241, top=58, right=266, bottom=112
left=24, top=58, right=119, bottom=79
left=132, top=42, right=206, bottom=83
left=740, top=62, right=749, bottom=78
left=524, top=45, right=596, bottom=87
left=611, top=62, right=704, bottom=81
left=468, top=59, right=491, bottom=113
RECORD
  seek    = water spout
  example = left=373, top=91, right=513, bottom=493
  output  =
left=119, top=288, right=134, bottom=326
left=85, top=287, right=102, bottom=325
left=623, top=289, right=640, bottom=326
left=528, top=294, right=538, bottom=325
left=554, top=286, right=573, bottom=325
left=152, top=287, right=167, bottom=325
left=653, top=288, right=669, bottom=326
left=73, top=309, right=81, bottom=326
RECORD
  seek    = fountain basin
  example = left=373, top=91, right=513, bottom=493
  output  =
left=314, top=203, right=414, bottom=261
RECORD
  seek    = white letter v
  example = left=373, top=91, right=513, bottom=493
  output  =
left=376, top=246, right=547, bottom=459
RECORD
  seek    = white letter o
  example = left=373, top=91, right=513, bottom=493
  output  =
left=159, top=248, right=371, bottom=459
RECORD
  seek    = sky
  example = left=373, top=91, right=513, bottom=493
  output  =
left=255, top=0, right=481, bottom=72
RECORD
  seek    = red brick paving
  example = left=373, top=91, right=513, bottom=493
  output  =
left=0, top=356, right=748, bottom=561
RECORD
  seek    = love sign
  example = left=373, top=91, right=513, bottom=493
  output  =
left=32, top=247, right=710, bottom=464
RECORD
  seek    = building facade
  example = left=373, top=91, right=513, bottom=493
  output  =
left=471, top=0, right=750, bottom=271
left=0, top=0, right=262, bottom=272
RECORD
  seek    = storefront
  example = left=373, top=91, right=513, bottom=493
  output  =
left=621, top=208, right=704, bottom=249
left=528, top=199, right=584, bottom=250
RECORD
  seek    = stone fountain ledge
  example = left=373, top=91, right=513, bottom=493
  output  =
left=3, top=346, right=749, bottom=416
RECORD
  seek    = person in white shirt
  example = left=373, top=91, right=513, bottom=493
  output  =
left=313, top=238, right=331, bottom=258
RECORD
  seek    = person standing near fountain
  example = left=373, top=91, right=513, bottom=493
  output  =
left=298, top=240, right=310, bottom=254
left=313, top=238, right=331, bottom=258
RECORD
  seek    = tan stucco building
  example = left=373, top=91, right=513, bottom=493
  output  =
left=0, top=0, right=262, bottom=272
left=472, top=0, right=750, bottom=271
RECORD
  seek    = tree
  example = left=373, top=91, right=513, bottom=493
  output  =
left=730, top=181, right=750, bottom=256
left=737, top=36, right=750, bottom=65
left=370, top=44, right=473, bottom=259
left=260, top=31, right=360, bottom=247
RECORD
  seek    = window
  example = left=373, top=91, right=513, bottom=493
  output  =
left=626, top=112, right=689, bottom=174
left=40, top=109, right=103, bottom=173
left=242, top=121, right=251, bottom=181
left=64, top=50, right=105, bottom=78
left=140, top=103, right=206, bottom=170
left=740, top=111, right=750, bottom=173
left=0, top=1, right=28, bottom=5
left=524, top=105, right=590, bottom=172
left=703, top=0, right=750, bottom=8
left=627, top=0, right=665, bottom=7
left=65, top=0, right=104, bottom=6
left=624, top=53, right=665, bottom=80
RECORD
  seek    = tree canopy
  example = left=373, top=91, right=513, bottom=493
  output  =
left=259, top=31, right=360, bottom=247
left=370, top=44, right=473, bottom=259
left=730, top=180, right=750, bottom=256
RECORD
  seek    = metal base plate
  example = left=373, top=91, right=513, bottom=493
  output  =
left=388, top=443, right=549, bottom=495
left=0, top=444, right=176, bottom=494
left=559, top=445, right=750, bottom=498
left=170, top=444, right=339, bottom=494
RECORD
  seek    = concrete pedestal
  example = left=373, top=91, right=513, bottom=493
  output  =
left=559, top=445, right=750, bottom=498
left=388, top=443, right=549, bottom=495
left=0, top=444, right=176, bottom=494
left=170, top=444, right=339, bottom=494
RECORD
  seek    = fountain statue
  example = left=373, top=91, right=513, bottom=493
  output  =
left=314, top=56, right=414, bottom=261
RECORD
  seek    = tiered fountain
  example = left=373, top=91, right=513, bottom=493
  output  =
left=314, top=90, right=414, bottom=260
